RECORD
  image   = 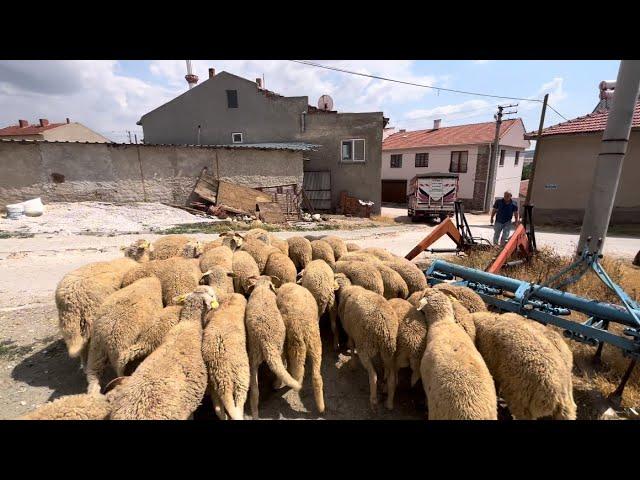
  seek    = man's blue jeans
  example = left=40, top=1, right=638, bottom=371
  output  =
left=493, top=221, right=512, bottom=246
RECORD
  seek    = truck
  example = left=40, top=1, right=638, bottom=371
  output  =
left=407, top=172, right=459, bottom=222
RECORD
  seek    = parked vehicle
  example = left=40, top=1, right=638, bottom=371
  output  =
left=407, top=173, right=459, bottom=222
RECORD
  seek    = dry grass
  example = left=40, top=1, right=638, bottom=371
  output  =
left=369, top=214, right=399, bottom=225
left=453, top=248, right=640, bottom=414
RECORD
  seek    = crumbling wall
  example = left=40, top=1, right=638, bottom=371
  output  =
left=0, top=142, right=303, bottom=207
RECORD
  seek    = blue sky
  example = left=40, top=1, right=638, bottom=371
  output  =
left=0, top=60, right=621, bottom=144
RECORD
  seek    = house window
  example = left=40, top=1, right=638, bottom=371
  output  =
left=226, top=90, right=238, bottom=108
left=415, top=153, right=429, bottom=167
left=232, top=132, right=243, bottom=143
left=341, top=139, right=365, bottom=162
left=514, top=151, right=520, bottom=166
left=499, top=149, right=505, bottom=167
left=390, top=154, right=402, bottom=168
left=449, top=151, right=468, bottom=173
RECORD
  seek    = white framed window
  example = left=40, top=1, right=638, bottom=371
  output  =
left=390, top=154, right=402, bottom=168
left=232, top=132, right=243, bottom=144
left=341, top=139, right=365, bottom=163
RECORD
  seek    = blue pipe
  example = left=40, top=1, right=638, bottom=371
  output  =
left=427, top=260, right=640, bottom=328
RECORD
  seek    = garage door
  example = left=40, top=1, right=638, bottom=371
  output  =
left=303, top=171, right=332, bottom=210
left=381, top=180, right=408, bottom=203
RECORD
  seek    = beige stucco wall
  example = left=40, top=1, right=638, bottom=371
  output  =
left=530, top=131, right=640, bottom=223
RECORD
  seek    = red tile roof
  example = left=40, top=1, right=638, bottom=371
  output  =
left=527, top=102, right=640, bottom=138
left=383, top=119, right=520, bottom=150
left=0, top=122, right=65, bottom=136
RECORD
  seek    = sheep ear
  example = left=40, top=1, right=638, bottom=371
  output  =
left=416, top=297, right=428, bottom=311
left=226, top=272, right=238, bottom=278
left=102, top=376, right=128, bottom=395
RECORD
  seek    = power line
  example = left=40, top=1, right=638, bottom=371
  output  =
left=290, top=60, right=569, bottom=121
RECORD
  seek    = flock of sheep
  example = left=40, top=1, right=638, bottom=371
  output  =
left=19, top=228, right=577, bottom=420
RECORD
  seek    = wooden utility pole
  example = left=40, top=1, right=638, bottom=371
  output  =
left=524, top=93, right=548, bottom=206
left=127, top=130, right=132, bottom=143
left=484, top=104, right=518, bottom=211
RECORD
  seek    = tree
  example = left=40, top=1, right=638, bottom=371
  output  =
left=521, top=163, right=532, bottom=180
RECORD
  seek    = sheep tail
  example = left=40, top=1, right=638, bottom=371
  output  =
left=66, top=335, right=86, bottom=359
left=220, top=390, right=243, bottom=420
left=264, top=346, right=301, bottom=391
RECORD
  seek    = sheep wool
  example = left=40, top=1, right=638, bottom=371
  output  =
left=359, top=247, right=396, bottom=261
left=383, top=259, right=428, bottom=294
left=276, top=283, right=325, bottom=413
left=471, top=312, right=576, bottom=420
left=231, top=251, right=260, bottom=295
left=245, top=276, right=302, bottom=419
left=299, top=259, right=340, bottom=349
left=200, top=265, right=235, bottom=302
left=264, top=251, right=297, bottom=285
left=321, top=235, right=348, bottom=261
left=84, top=276, right=164, bottom=395
left=433, top=283, right=487, bottom=313
left=150, top=234, right=196, bottom=260
left=55, top=256, right=138, bottom=363
left=418, top=289, right=497, bottom=420
left=202, top=293, right=249, bottom=420
left=199, top=245, right=234, bottom=273
left=388, top=298, right=428, bottom=387
left=269, top=235, right=289, bottom=256
left=287, top=236, right=313, bottom=272
left=408, top=289, right=476, bottom=342
left=335, top=260, right=384, bottom=296
left=311, top=239, right=336, bottom=270
left=374, top=263, right=409, bottom=299
left=122, top=239, right=153, bottom=263
left=108, top=287, right=215, bottom=420
left=240, top=238, right=280, bottom=273
left=19, top=393, right=111, bottom=420
left=345, top=242, right=361, bottom=252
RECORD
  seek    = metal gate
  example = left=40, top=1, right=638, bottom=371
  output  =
left=303, top=171, right=332, bottom=211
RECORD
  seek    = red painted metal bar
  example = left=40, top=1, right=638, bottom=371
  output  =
left=405, top=218, right=463, bottom=261
left=486, top=223, right=531, bottom=273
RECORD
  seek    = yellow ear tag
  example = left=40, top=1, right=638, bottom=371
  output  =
left=333, top=281, right=340, bottom=291
left=120, top=245, right=127, bottom=251
left=210, top=300, right=219, bottom=309
left=446, top=294, right=459, bottom=303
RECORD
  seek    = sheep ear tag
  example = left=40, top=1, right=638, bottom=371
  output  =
left=333, top=281, right=340, bottom=291
left=210, top=300, right=219, bottom=310
left=445, top=294, right=459, bottom=304
left=174, top=294, right=187, bottom=305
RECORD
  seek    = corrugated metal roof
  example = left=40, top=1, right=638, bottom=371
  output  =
left=0, top=139, right=319, bottom=152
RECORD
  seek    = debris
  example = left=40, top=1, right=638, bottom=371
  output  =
left=338, top=191, right=373, bottom=218
left=312, top=214, right=322, bottom=222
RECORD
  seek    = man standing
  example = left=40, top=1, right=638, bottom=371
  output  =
left=490, top=191, right=519, bottom=246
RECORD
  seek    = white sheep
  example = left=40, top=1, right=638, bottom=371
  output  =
left=150, top=234, right=201, bottom=260
left=335, top=260, right=384, bottom=296
left=199, top=245, right=234, bottom=273
left=276, top=283, right=325, bottom=413
left=321, top=235, right=348, bottom=260
left=311, top=239, right=336, bottom=270
left=231, top=251, right=260, bottom=295
left=382, top=259, right=428, bottom=294
left=264, top=251, right=297, bottom=285
left=388, top=298, right=428, bottom=388
left=287, top=236, right=313, bottom=272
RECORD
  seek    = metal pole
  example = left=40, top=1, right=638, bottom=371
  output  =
left=524, top=93, right=548, bottom=206
left=484, top=106, right=503, bottom=211
left=577, top=60, right=640, bottom=255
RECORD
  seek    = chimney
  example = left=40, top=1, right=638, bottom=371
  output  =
left=433, top=119, right=442, bottom=130
left=39, top=118, right=49, bottom=127
left=399, top=129, right=406, bottom=133
left=18, top=119, right=29, bottom=128
left=256, top=78, right=262, bottom=89
left=208, top=68, right=215, bottom=79
left=66, top=117, right=70, bottom=124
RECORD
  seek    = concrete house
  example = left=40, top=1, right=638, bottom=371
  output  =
left=381, top=118, right=530, bottom=210
left=0, top=118, right=111, bottom=143
left=137, top=69, right=387, bottom=214
left=526, top=102, right=640, bottom=224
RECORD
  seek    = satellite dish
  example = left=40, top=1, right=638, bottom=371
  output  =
left=317, top=94, right=334, bottom=111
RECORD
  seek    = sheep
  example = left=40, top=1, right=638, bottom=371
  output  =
left=388, top=298, right=428, bottom=388
left=269, top=235, right=289, bottom=256
left=84, top=276, right=164, bottom=395
left=276, top=283, right=325, bottom=413
left=243, top=228, right=271, bottom=244
left=121, top=239, right=153, bottom=262
left=432, top=283, right=487, bottom=313
left=408, top=288, right=476, bottom=342
left=108, top=286, right=215, bottom=420
left=231, top=251, right=261, bottom=295
left=346, top=242, right=361, bottom=252
left=374, top=263, right=409, bottom=299
left=383, top=258, right=428, bottom=294
left=55, top=256, right=138, bottom=365
left=287, top=236, right=313, bottom=272
left=334, top=274, right=398, bottom=411
left=360, top=247, right=397, bottom=261
left=311, top=239, right=336, bottom=270
left=321, top=235, right=348, bottom=260
left=200, top=265, right=235, bottom=302
left=298, top=259, right=340, bottom=349
left=19, top=393, right=112, bottom=420
left=244, top=275, right=302, bottom=419
left=338, top=251, right=382, bottom=264
left=417, top=289, right=497, bottom=420
left=264, top=251, right=297, bottom=285
left=470, top=311, right=576, bottom=420
left=150, top=234, right=200, bottom=260
left=240, top=238, right=280, bottom=273
left=121, top=257, right=202, bottom=306
left=202, top=293, right=249, bottom=420
left=199, top=245, right=233, bottom=273
left=335, top=260, right=384, bottom=296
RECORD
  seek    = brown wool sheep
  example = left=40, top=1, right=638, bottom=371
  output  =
left=245, top=276, right=302, bottom=419
left=150, top=234, right=198, bottom=260
left=311, top=239, right=336, bottom=270
left=84, top=276, right=164, bottom=395
left=359, top=247, right=397, bottom=261
left=269, top=235, right=289, bottom=256
left=299, top=259, right=340, bottom=349
left=418, top=289, right=497, bottom=420
left=321, top=235, right=348, bottom=260
left=243, top=228, right=271, bottom=244
left=121, top=257, right=202, bottom=306
left=200, top=265, right=235, bottom=302
left=276, top=283, right=325, bottom=413
left=240, top=238, right=280, bottom=273
left=199, top=245, right=233, bottom=273
left=383, top=259, right=428, bottom=294
left=108, top=287, right=215, bottom=420
left=408, top=289, right=476, bottom=342
left=432, top=283, right=487, bottom=313
left=338, top=251, right=382, bottom=264
left=202, top=293, right=249, bottom=420
left=287, top=236, right=313, bottom=272
left=335, top=260, right=385, bottom=296
left=388, top=298, right=428, bottom=388
left=55, top=257, right=139, bottom=364
left=264, top=251, right=297, bottom=285
left=19, top=393, right=112, bottom=420
left=231, top=251, right=261, bottom=295
left=346, top=242, right=361, bottom=252
left=335, top=274, right=398, bottom=411
left=374, top=263, right=409, bottom=299
left=471, top=311, right=576, bottom=420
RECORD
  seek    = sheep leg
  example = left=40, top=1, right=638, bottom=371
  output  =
left=384, top=355, right=397, bottom=411
left=308, top=342, right=325, bottom=414
left=358, top=353, right=379, bottom=411
left=287, top=343, right=307, bottom=384
left=409, top=357, right=421, bottom=387
left=272, top=352, right=289, bottom=390
left=329, top=305, right=340, bottom=350
left=249, top=359, right=261, bottom=420
left=85, top=342, right=107, bottom=396
left=235, top=389, right=247, bottom=421
left=210, top=387, right=227, bottom=420
left=220, top=389, right=242, bottom=420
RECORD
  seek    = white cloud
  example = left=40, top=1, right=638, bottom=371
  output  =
left=537, top=77, right=567, bottom=104
left=472, top=60, right=490, bottom=65
left=403, top=99, right=494, bottom=127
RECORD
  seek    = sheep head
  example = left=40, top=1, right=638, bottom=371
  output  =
left=245, top=275, right=280, bottom=295
left=173, top=286, right=220, bottom=324
left=182, top=240, right=204, bottom=258
left=334, top=273, right=351, bottom=291
left=219, top=231, right=245, bottom=251
left=122, top=239, right=153, bottom=262
left=416, top=288, right=455, bottom=322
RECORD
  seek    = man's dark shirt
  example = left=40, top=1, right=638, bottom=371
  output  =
left=493, top=198, right=518, bottom=224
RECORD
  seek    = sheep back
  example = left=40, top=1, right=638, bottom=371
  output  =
left=335, top=260, right=384, bottom=296
left=264, top=251, right=297, bottom=285
left=19, top=394, right=111, bottom=420
left=232, top=251, right=260, bottom=295
left=311, top=240, right=336, bottom=270
left=383, top=259, right=428, bottom=294
left=321, top=235, right=348, bottom=260
left=299, top=259, right=336, bottom=316
left=287, top=236, right=313, bottom=272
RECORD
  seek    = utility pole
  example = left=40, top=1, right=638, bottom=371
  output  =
left=134, top=134, right=138, bottom=144
left=484, top=104, right=518, bottom=211
left=524, top=93, right=549, bottom=206
left=577, top=60, right=640, bottom=255
left=127, top=130, right=132, bottom=144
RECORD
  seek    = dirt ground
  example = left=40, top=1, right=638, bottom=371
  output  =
left=1, top=203, right=639, bottom=420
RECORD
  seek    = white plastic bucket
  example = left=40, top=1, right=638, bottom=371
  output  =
left=6, top=203, right=25, bottom=220
left=22, top=197, right=44, bottom=217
